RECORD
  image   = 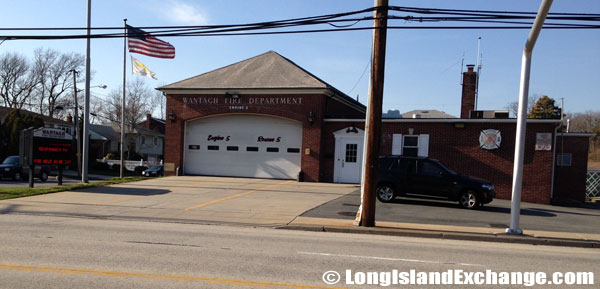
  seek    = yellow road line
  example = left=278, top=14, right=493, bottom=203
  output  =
left=99, top=177, right=229, bottom=205
left=0, top=264, right=345, bottom=289
left=185, top=180, right=293, bottom=211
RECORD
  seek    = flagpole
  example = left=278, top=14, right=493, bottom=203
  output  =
left=120, top=18, right=127, bottom=179
left=82, top=0, right=92, bottom=183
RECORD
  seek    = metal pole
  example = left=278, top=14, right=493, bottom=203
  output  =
left=71, top=70, right=81, bottom=179
left=507, top=0, right=553, bottom=235
left=121, top=19, right=127, bottom=179
left=475, top=37, right=481, bottom=110
left=82, top=0, right=92, bottom=183
left=356, top=0, right=388, bottom=227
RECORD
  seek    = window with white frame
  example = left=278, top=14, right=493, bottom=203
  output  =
left=392, top=134, right=429, bottom=157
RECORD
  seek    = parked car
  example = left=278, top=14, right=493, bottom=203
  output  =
left=142, top=165, right=164, bottom=177
left=0, top=156, right=50, bottom=182
left=376, top=156, right=495, bottom=209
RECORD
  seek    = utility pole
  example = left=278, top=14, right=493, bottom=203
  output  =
left=82, top=0, right=92, bottom=183
left=356, top=0, right=388, bottom=227
left=71, top=70, right=81, bottom=179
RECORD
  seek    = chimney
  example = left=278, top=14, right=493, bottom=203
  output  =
left=145, top=113, right=152, bottom=128
left=461, top=64, right=477, bottom=118
left=66, top=114, right=73, bottom=124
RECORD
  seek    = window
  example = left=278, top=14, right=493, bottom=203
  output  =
left=188, top=145, right=200, bottom=150
left=227, top=146, right=239, bottom=151
left=557, top=153, right=572, bottom=166
left=419, top=161, right=443, bottom=177
left=266, top=147, right=279, bottom=153
left=402, top=136, right=419, bottom=157
left=141, top=136, right=146, bottom=145
left=207, top=145, right=219, bottom=151
left=246, top=147, right=259, bottom=152
left=345, top=143, right=358, bottom=163
left=287, top=148, right=300, bottom=153
left=154, top=137, right=158, bottom=146
left=392, top=134, right=429, bottom=157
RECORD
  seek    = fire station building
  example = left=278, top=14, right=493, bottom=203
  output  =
left=159, top=51, right=590, bottom=205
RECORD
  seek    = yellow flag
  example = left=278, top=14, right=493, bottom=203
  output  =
left=131, top=55, right=157, bottom=80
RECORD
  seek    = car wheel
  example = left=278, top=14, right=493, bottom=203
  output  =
left=376, top=184, right=396, bottom=203
left=459, top=190, right=479, bottom=209
left=13, top=172, right=22, bottom=181
left=39, top=171, right=48, bottom=182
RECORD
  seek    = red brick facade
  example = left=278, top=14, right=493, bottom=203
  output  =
left=322, top=120, right=558, bottom=204
left=553, top=135, right=591, bottom=203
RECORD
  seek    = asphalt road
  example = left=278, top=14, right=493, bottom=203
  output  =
left=303, top=190, right=600, bottom=234
left=0, top=214, right=598, bottom=288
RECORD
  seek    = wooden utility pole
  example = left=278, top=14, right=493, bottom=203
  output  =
left=357, top=0, right=388, bottom=227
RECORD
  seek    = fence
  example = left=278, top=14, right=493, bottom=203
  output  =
left=97, top=159, right=161, bottom=171
left=587, top=168, right=600, bottom=199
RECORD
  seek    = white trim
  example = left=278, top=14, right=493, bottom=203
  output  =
left=418, top=134, right=429, bottom=157
left=325, top=118, right=562, bottom=124
left=556, top=133, right=596, bottom=137
left=160, top=88, right=330, bottom=95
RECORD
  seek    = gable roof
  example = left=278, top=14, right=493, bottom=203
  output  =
left=161, top=51, right=332, bottom=90
left=158, top=51, right=365, bottom=112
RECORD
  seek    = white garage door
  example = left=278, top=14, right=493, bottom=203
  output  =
left=184, top=114, right=302, bottom=179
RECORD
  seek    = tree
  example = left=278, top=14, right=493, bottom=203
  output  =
left=32, top=48, right=85, bottom=118
left=505, top=95, right=539, bottom=118
left=101, top=78, right=155, bottom=127
left=0, top=52, right=37, bottom=109
left=0, top=109, right=44, bottom=159
left=527, top=95, right=561, bottom=119
left=152, top=85, right=166, bottom=120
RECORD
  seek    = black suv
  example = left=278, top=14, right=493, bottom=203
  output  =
left=0, top=156, right=50, bottom=182
left=376, top=156, right=495, bottom=209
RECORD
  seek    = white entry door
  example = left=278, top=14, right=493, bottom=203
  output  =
left=333, top=128, right=364, bottom=183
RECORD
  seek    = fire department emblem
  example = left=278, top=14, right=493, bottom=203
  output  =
left=479, top=129, right=501, bottom=150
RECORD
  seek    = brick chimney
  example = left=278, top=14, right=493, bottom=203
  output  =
left=145, top=113, right=152, bottom=128
left=461, top=64, right=477, bottom=118
left=66, top=114, right=73, bottom=124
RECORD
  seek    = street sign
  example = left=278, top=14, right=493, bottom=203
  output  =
left=21, top=127, right=74, bottom=166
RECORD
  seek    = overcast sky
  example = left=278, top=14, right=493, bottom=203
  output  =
left=1, top=0, right=598, bottom=118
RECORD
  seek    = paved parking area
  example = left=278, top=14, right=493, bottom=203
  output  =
left=303, top=190, right=600, bottom=234
left=0, top=177, right=100, bottom=188
left=0, top=176, right=359, bottom=226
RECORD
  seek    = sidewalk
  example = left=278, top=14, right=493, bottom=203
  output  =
left=281, top=216, right=600, bottom=248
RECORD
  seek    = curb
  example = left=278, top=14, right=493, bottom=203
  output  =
left=278, top=225, right=600, bottom=249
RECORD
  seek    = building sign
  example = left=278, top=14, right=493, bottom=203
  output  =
left=257, top=136, right=281, bottom=142
left=183, top=96, right=303, bottom=111
left=479, top=129, right=501, bottom=150
left=207, top=135, right=230, bottom=142
left=21, top=128, right=74, bottom=166
left=535, top=133, right=552, bottom=151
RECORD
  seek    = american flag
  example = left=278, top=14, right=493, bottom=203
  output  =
left=127, top=25, right=175, bottom=59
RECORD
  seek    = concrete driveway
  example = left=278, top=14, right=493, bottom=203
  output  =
left=0, top=176, right=359, bottom=226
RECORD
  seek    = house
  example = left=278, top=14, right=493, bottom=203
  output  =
left=0, top=106, right=75, bottom=136
left=158, top=51, right=590, bottom=204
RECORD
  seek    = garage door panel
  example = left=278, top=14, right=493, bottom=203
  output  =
left=184, top=115, right=302, bottom=179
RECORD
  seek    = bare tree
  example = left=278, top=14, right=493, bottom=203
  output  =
left=32, top=48, right=85, bottom=117
left=0, top=52, right=37, bottom=109
left=505, top=95, right=540, bottom=118
left=101, top=77, right=154, bottom=129
left=152, top=85, right=166, bottom=119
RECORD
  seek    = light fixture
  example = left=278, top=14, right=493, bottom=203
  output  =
left=168, top=110, right=176, bottom=122
left=226, top=92, right=240, bottom=99
left=307, top=111, right=315, bottom=125
left=346, top=124, right=358, bottom=133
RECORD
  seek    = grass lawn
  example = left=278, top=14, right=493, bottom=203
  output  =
left=0, top=176, right=152, bottom=200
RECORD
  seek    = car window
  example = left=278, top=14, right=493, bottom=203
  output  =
left=418, top=161, right=443, bottom=177
left=3, top=156, right=19, bottom=164
left=405, top=159, right=417, bottom=175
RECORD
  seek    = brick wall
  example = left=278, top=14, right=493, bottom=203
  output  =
left=323, top=121, right=557, bottom=204
left=553, top=135, right=590, bottom=202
